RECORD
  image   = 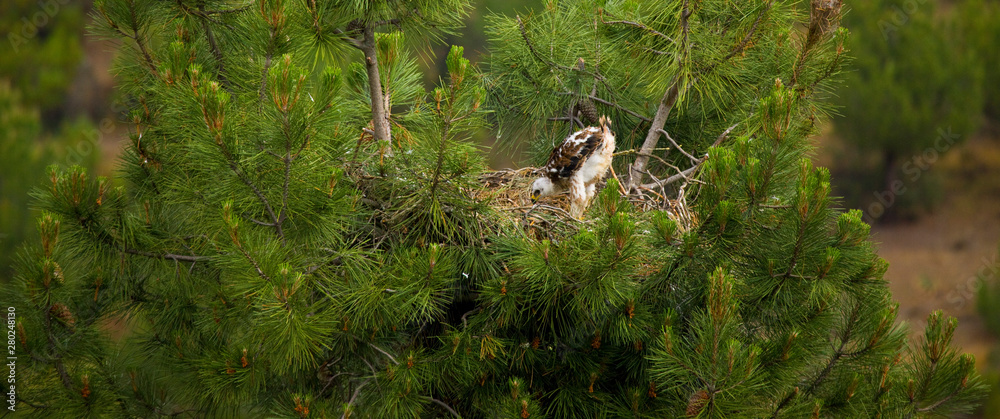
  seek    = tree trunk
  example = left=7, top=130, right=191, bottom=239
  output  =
left=881, top=149, right=899, bottom=221
left=360, top=25, right=393, bottom=157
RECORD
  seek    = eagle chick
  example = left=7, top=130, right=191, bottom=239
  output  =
left=530, top=116, right=615, bottom=219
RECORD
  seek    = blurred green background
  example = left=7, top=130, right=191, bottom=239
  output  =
left=2, top=0, right=1000, bottom=416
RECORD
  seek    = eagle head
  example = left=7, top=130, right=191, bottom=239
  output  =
left=529, top=177, right=559, bottom=203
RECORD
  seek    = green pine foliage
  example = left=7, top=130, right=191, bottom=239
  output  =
left=3, top=0, right=986, bottom=417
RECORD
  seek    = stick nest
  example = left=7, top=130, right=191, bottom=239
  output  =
left=468, top=168, right=696, bottom=240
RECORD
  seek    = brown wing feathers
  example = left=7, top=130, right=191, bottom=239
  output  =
left=544, top=128, right=602, bottom=181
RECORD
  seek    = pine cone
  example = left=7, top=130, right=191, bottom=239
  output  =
left=50, top=303, right=76, bottom=330
left=577, top=98, right=600, bottom=125
left=686, top=389, right=710, bottom=417
left=807, top=0, right=842, bottom=46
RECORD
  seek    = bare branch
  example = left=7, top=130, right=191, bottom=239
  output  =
left=657, top=129, right=699, bottom=164
left=712, top=123, right=740, bottom=148
left=332, top=27, right=362, bottom=49
left=427, top=397, right=462, bottom=418
left=627, top=78, right=681, bottom=190
left=341, top=378, right=373, bottom=419
left=640, top=164, right=700, bottom=190
left=368, top=343, right=399, bottom=365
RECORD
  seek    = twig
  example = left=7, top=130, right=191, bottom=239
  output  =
left=702, top=2, right=771, bottom=74
left=332, top=27, right=362, bottom=49
left=98, top=3, right=158, bottom=76
left=712, top=123, right=740, bottom=147
left=615, top=149, right=679, bottom=172
left=258, top=31, right=276, bottom=105
left=586, top=94, right=652, bottom=123
left=215, top=138, right=283, bottom=240
left=525, top=203, right=587, bottom=223
left=197, top=4, right=253, bottom=15
left=235, top=243, right=272, bottom=283
left=123, top=248, right=208, bottom=263
left=609, top=165, right=628, bottom=195
left=341, top=378, right=373, bottom=419
left=369, top=343, right=399, bottom=365
left=43, top=313, right=74, bottom=391
left=197, top=4, right=230, bottom=89
left=248, top=217, right=275, bottom=227
left=428, top=397, right=462, bottom=418
left=915, top=385, right=965, bottom=413
left=640, top=164, right=700, bottom=190
left=601, top=17, right=677, bottom=45
left=657, top=129, right=699, bottom=164
left=516, top=15, right=606, bottom=81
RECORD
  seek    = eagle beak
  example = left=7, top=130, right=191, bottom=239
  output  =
left=530, top=194, right=538, bottom=204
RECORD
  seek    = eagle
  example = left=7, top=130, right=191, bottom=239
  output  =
left=530, top=116, right=615, bottom=219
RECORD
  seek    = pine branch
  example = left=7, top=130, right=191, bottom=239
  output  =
left=98, top=2, right=159, bottom=76
left=332, top=27, right=362, bottom=49
left=43, top=313, right=74, bottom=391
left=188, top=2, right=231, bottom=89
left=216, top=139, right=284, bottom=240
left=582, top=93, right=651, bottom=123
left=701, top=2, right=771, bottom=75
left=258, top=30, right=277, bottom=105
left=516, top=15, right=606, bottom=82
left=196, top=4, right=253, bottom=15
left=276, top=110, right=297, bottom=247
left=771, top=303, right=863, bottom=418
left=235, top=241, right=273, bottom=283
left=76, top=212, right=209, bottom=263
left=369, top=343, right=399, bottom=365
left=122, top=247, right=208, bottom=263
left=798, top=47, right=844, bottom=93
left=914, top=385, right=963, bottom=413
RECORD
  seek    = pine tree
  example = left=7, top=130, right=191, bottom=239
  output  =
left=832, top=0, right=984, bottom=219
left=4, top=0, right=985, bottom=417
left=1, top=0, right=91, bottom=123
left=0, top=82, right=97, bottom=280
